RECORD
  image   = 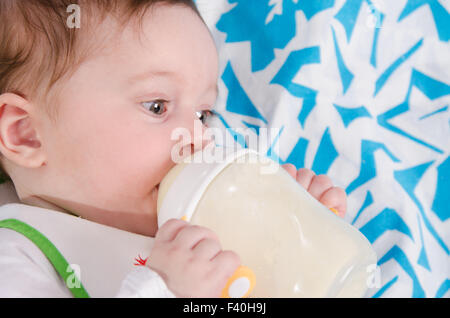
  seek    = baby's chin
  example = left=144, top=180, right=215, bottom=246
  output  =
left=134, top=188, right=160, bottom=237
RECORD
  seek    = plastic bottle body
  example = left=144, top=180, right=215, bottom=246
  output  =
left=157, top=149, right=377, bottom=297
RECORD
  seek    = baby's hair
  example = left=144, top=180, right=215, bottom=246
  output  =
left=0, top=0, right=202, bottom=182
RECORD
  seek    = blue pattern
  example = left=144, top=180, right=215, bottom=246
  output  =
left=332, top=26, right=355, bottom=94
left=378, top=245, right=426, bottom=298
left=195, top=0, right=450, bottom=297
left=432, top=156, right=450, bottom=222
left=419, top=105, right=448, bottom=120
left=373, top=275, right=399, bottom=298
left=346, top=140, right=400, bottom=195
left=311, top=127, right=339, bottom=175
left=374, top=39, right=423, bottom=96
left=398, top=0, right=450, bottom=41
left=376, top=69, right=450, bottom=154
left=222, top=62, right=268, bottom=123
left=271, top=46, right=321, bottom=127
left=333, top=104, right=372, bottom=127
left=435, top=279, right=450, bottom=298
left=360, top=208, right=414, bottom=244
left=351, top=191, right=374, bottom=225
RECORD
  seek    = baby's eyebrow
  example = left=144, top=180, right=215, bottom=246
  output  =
left=127, top=69, right=218, bottom=97
left=127, top=69, right=179, bottom=85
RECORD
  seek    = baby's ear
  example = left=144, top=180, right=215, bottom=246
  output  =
left=0, top=93, right=46, bottom=169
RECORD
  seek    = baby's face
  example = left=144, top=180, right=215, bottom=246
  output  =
left=37, top=5, right=218, bottom=236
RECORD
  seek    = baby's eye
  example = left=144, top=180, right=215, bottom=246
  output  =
left=142, top=100, right=167, bottom=115
left=196, top=109, right=215, bottom=125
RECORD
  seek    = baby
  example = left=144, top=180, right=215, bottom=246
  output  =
left=0, top=0, right=346, bottom=298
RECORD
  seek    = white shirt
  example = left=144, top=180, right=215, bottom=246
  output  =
left=0, top=203, right=175, bottom=298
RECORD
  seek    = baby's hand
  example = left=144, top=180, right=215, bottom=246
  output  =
left=282, top=164, right=347, bottom=217
left=147, top=219, right=240, bottom=298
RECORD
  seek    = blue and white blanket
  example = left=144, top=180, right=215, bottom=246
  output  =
left=195, top=0, right=450, bottom=298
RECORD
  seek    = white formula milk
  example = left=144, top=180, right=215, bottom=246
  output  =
left=157, top=147, right=377, bottom=297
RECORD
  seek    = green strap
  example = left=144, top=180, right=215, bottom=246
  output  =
left=0, top=218, right=90, bottom=298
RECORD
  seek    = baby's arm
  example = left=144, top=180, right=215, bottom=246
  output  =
left=282, top=164, right=347, bottom=217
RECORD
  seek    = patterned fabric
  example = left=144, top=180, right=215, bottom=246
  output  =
left=195, top=0, right=450, bottom=298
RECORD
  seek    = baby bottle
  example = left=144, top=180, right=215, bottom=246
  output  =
left=157, top=146, right=377, bottom=298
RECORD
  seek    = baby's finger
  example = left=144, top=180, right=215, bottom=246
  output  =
left=282, top=163, right=297, bottom=179
left=192, top=238, right=222, bottom=260
left=296, top=168, right=316, bottom=190
left=211, top=250, right=241, bottom=278
left=307, top=174, right=333, bottom=201
left=156, top=218, right=189, bottom=243
left=174, top=225, right=219, bottom=250
left=319, top=187, right=347, bottom=217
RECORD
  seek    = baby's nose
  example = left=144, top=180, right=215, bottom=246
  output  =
left=174, top=118, right=213, bottom=162
left=189, top=119, right=213, bottom=152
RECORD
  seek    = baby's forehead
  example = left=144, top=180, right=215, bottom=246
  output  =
left=86, top=5, right=214, bottom=60
left=81, top=8, right=218, bottom=85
